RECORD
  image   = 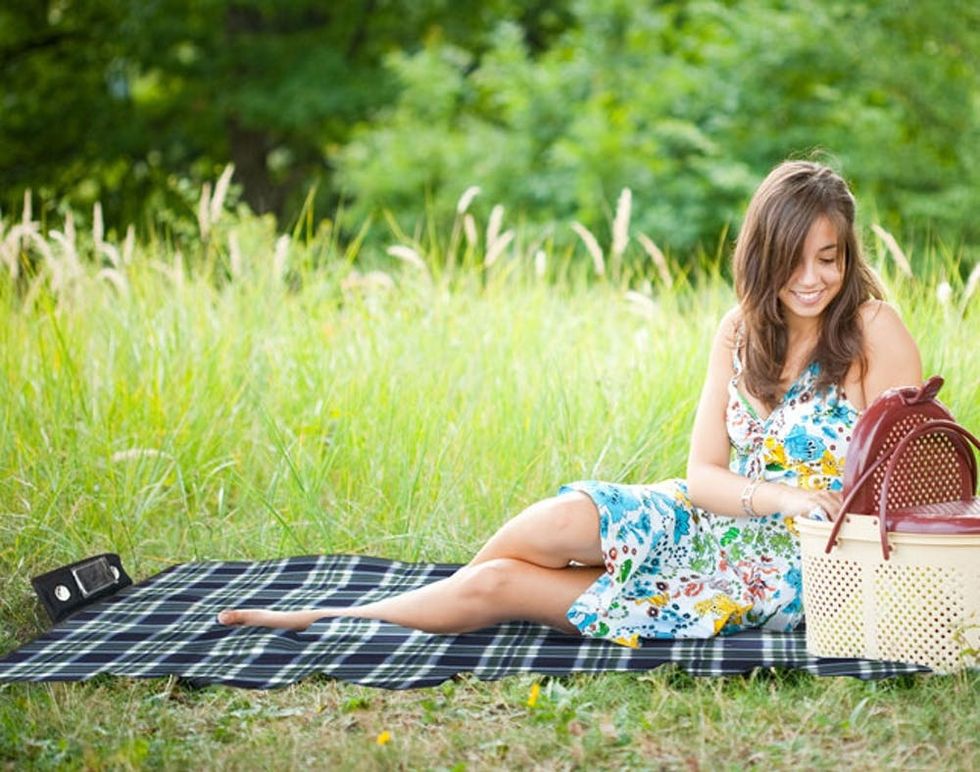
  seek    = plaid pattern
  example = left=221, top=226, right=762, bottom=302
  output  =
left=0, top=555, right=935, bottom=690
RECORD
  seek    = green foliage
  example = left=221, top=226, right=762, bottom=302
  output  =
left=1, top=1, right=978, bottom=265
left=338, top=0, right=980, bottom=254
left=0, top=0, right=568, bottom=225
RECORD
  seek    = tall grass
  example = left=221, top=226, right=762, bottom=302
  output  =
left=1, top=188, right=978, bottom=768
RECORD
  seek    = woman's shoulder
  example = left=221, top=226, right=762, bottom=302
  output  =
left=856, top=298, right=899, bottom=327
left=855, top=298, right=912, bottom=345
left=854, top=298, right=922, bottom=400
left=717, top=305, right=743, bottom=347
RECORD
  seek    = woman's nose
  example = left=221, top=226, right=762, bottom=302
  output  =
left=797, top=258, right=818, bottom=284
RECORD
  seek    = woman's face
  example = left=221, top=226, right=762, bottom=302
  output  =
left=778, top=215, right=844, bottom=326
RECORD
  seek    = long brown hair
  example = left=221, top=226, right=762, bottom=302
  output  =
left=732, top=161, right=884, bottom=408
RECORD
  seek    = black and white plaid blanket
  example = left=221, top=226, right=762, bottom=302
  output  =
left=0, top=555, right=931, bottom=689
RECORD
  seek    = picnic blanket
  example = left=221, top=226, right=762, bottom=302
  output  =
left=0, top=555, right=931, bottom=689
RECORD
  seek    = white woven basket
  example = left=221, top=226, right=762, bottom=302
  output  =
left=798, top=514, right=980, bottom=672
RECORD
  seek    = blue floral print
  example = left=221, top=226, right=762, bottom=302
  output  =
left=561, top=342, right=860, bottom=647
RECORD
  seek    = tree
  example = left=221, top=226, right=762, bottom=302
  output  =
left=0, top=0, right=573, bottom=228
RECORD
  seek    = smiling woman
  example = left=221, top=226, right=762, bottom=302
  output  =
left=778, top=217, right=844, bottom=322
left=219, top=160, right=923, bottom=646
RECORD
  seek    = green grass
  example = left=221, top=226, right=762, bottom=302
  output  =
left=1, top=211, right=979, bottom=769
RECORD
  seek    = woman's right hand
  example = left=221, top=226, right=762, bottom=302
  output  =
left=774, top=486, right=844, bottom=521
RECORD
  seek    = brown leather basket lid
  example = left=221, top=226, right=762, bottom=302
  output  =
left=889, top=497, right=980, bottom=534
left=841, top=376, right=980, bottom=536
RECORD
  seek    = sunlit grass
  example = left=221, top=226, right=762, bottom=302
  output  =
left=1, top=199, right=978, bottom=767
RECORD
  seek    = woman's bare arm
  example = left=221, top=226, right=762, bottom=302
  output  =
left=679, top=308, right=836, bottom=518
left=855, top=299, right=922, bottom=405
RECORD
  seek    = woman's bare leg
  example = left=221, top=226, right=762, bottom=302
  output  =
left=217, top=491, right=604, bottom=632
left=218, top=558, right=604, bottom=633
left=467, top=491, right=602, bottom=568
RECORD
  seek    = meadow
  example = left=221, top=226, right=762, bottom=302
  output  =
left=1, top=191, right=978, bottom=769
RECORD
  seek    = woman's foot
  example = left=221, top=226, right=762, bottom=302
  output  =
left=216, top=608, right=325, bottom=631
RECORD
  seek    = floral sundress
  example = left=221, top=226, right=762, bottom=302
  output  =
left=561, top=335, right=860, bottom=647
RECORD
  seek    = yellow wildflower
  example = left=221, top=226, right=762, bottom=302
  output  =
left=527, top=682, right=541, bottom=708
left=376, top=730, right=392, bottom=746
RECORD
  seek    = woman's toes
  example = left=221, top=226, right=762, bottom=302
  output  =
left=217, top=609, right=245, bottom=625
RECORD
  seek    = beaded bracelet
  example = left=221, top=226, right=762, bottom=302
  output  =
left=740, top=477, right=763, bottom=518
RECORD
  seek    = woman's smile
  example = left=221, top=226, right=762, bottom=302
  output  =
left=788, top=288, right=825, bottom=305
left=778, top=215, right=843, bottom=324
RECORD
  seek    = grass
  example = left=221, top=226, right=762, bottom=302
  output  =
left=1, top=199, right=979, bottom=769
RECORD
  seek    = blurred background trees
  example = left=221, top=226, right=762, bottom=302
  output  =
left=2, top=0, right=977, bottom=258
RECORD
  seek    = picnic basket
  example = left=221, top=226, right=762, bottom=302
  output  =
left=797, top=376, right=980, bottom=672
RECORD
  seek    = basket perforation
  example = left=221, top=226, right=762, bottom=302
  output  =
left=802, top=378, right=980, bottom=672
left=888, top=432, right=964, bottom=509
left=801, top=554, right=865, bottom=658
left=870, top=414, right=930, bottom=505
left=874, top=564, right=966, bottom=671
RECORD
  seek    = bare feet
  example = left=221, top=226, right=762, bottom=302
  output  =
left=216, top=608, right=329, bottom=631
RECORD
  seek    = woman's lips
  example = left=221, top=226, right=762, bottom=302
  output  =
left=790, top=289, right=824, bottom=305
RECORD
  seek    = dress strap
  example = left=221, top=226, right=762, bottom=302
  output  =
left=731, top=323, right=745, bottom=377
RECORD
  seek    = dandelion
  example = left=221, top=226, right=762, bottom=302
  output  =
left=527, top=682, right=541, bottom=708
left=456, top=185, right=481, bottom=215
left=964, top=262, right=980, bottom=305
left=463, top=214, right=478, bottom=249
left=98, top=268, right=129, bottom=295
left=21, top=189, right=32, bottom=230
left=484, top=230, right=514, bottom=268
left=98, top=235, right=121, bottom=270
left=48, top=213, right=81, bottom=279
left=363, top=270, right=395, bottom=291
left=534, top=249, right=547, bottom=278
left=611, top=187, right=632, bottom=261
left=341, top=269, right=395, bottom=295
left=93, top=202, right=105, bottom=248
left=273, top=234, right=289, bottom=281
left=375, top=730, right=392, bottom=746
left=0, top=221, right=11, bottom=278
left=65, top=208, right=76, bottom=246
left=386, top=245, right=428, bottom=272
left=571, top=222, right=605, bottom=276
left=625, top=290, right=657, bottom=320
left=633, top=328, right=650, bottom=350
left=637, top=233, right=672, bottom=288
left=111, top=449, right=173, bottom=463
left=228, top=231, right=242, bottom=278
left=122, top=225, right=135, bottom=265
left=871, top=224, right=912, bottom=277
left=486, top=204, right=505, bottom=252
left=198, top=182, right=212, bottom=240
left=171, top=250, right=185, bottom=289
left=936, top=281, right=953, bottom=305
left=24, top=229, right=54, bottom=267
left=210, top=163, right=235, bottom=225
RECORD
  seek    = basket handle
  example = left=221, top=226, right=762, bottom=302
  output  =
left=823, top=443, right=896, bottom=554
left=822, top=415, right=980, bottom=556
left=900, top=375, right=944, bottom=406
left=876, top=418, right=980, bottom=559
left=820, top=381, right=948, bottom=554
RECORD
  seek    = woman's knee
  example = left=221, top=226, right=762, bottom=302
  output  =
left=457, top=558, right=523, bottom=604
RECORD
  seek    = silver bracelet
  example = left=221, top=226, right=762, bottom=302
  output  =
left=740, top=477, right=763, bottom=518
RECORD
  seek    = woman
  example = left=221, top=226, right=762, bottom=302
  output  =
left=219, top=160, right=922, bottom=645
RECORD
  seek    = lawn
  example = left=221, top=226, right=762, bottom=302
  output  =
left=1, top=209, right=978, bottom=768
